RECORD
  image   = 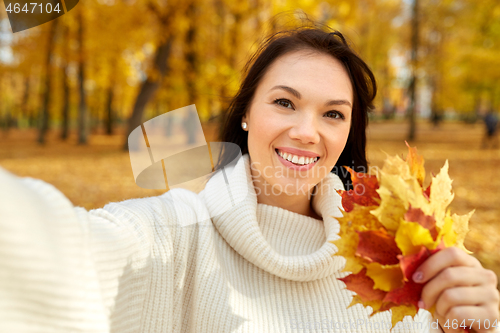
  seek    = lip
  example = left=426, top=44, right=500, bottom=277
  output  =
left=274, top=147, right=320, bottom=158
left=275, top=149, right=319, bottom=171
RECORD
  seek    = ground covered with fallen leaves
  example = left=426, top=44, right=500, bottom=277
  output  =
left=0, top=120, right=498, bottom=285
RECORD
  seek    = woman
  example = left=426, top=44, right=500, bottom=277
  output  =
left=0, top=24, right=498, bottom=333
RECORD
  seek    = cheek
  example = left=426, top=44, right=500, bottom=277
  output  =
left=248, top=111, right=282, bottom=152
left=247, top=125, right=271, bottom=164
left=325, top=125, right=351, bottom=160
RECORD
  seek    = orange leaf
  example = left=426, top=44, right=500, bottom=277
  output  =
left=356, top=229, right=402, bottom=265
left=339, top=268, right=387, bottom=303
left=405, top=142, right=425, bottom=186
left=338, top=166, right=380, bottom=212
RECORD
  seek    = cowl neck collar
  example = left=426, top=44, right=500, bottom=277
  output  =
left=203, top=154, right=346, bottom=282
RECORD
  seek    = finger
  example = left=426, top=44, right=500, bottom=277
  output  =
left=437, top=306, right=500, bottom=333
left=421, top=266, right=495, bottom=310
left=413, top=247, right=481, bottom=284
left=433, top=286, right=495, bottom=318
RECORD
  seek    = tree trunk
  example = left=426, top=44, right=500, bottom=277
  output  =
left=185, top=1, right=197, bottom=104
left=123, top=37, right=173, bottom=150
left=105, top=83, right=114, bottom=135
left=61, top=65, right=70, bottom=140
left=21, top=76, right=30, bottom=127
left=38, top=20, right=58, bottom=144
left=77, top=6, right=88, bottom=145
left=219, top=11, right=241, bottom=118
left=407, top=0, right=419, bottom=142
left=184, top=1, right=199, bottom=142
left=429, top=76, right=440, bottom=128
left=61, top=25, right=70, bottom=140
left=214, top=0, right=229, bottom=120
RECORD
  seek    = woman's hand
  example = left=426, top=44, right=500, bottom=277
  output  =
left=414, top=247, right=500, bottom=332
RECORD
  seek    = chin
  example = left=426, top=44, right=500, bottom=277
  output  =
left=277, top=178, right=317, bottom=197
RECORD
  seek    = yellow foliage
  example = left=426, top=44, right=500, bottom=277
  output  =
left=371, top=186, right=406, bottom=232
left=347, top=295, right=383, bottom=314
left=390, top=305, right=417, bottom=329
left=395, top=220, right=436, bottom=256
left=334, top=144, right=473, bottom=329
left=451, top=211, right=474, bottom=253
left=429, top=161, right=455, bottom=224
left=366, top=263, right=404, bottom=292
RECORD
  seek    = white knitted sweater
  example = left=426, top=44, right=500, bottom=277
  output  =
left=0, top=154, right=439, bottom=333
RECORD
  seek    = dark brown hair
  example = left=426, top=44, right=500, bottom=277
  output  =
left=216, top=23, right=377, bottom=190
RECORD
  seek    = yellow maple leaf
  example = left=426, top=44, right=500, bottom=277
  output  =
left=378, top=153, right=412, bottom=179
left=439, top=212, right=457, bottom=247
left=451, top=211, right=473, bottom=253
left=372, top=153, right=429, bottom=231
left=366, top=262, right=404, bottom=292
left=347, top=295, right=384, bottom=314
left=390, top=304, right=418, bottom=329
left=429, top=161, right=455, bottom=225
left=382, top=172, right=429, bottom=211
left=371, top=186, right=406, bottom=232
left=395, top=220, right=436, bottom=256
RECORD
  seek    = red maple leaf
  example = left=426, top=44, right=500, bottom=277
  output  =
left=423, top=182, right=431, bottom=201
left=356, top=229, right=402, bottom=265
left=338, top=167, right=380, bottom=212
left=384, top=244, right=445, bottom=308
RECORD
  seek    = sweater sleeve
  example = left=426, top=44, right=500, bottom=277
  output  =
left=0, top=167, right=158, bottom=333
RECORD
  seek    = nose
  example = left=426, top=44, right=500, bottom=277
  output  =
left=288, top=113, right=320, bottom=145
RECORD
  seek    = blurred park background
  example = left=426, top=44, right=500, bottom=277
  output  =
left=0, top=1, right=499, bottom=283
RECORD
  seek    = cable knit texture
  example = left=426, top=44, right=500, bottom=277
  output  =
left=0, top=154, right=443, bottom=333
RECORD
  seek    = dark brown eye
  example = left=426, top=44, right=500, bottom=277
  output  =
left=274, top=98, right=293, bottom=109
left=325, top=111, right=345, bottom=120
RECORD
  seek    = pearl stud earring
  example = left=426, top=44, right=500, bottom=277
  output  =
left=242, top=122, right=247, bottom=130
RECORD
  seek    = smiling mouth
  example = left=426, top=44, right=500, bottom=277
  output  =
left=275, top=149, right=320, bottom=166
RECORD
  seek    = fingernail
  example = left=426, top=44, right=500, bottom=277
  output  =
left=413, top=271, right=423, bottom=282
left=418, top=299, right=425, bottom=309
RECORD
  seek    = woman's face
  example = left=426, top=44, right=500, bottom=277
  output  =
left=243, top=49, right=353, bottom=197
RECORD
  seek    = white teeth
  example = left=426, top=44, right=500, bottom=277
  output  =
left=277, top=150, right=318, bottom=165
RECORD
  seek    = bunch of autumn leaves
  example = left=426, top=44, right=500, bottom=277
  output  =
left=333, top=144, right=472, bottom=328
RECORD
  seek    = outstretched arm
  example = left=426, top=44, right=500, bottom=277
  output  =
left=0, top=167, right=154, bottom=332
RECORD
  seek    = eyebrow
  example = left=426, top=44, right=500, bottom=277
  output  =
left=270, top=85, right=352, bottom=108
